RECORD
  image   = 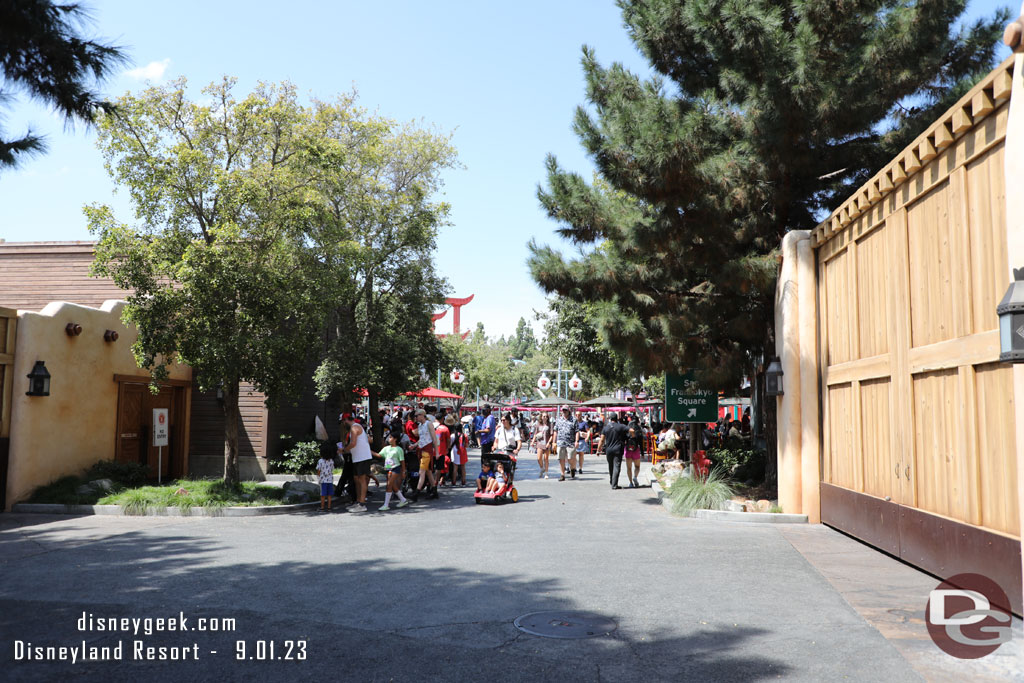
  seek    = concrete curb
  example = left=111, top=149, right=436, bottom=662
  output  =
left=10, top=501, right=321, bottom=517
left=650, top=481, right=807, bottom=524
left=263, top=474, right=318, bottom=482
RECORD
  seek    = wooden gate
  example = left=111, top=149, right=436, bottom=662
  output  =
left=810, top=58, right=1021, bottom=612
left=0, top=307, right=16, bottom=510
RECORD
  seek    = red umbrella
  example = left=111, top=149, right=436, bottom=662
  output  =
left=404, top=387, right=463, bottom=400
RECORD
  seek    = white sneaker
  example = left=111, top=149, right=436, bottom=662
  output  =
left=379, top=505, right=390, bottom=511
left=395, top=500, right=410, bottom=508
left=543, top=473, right=549, bottom=479
left=349, top=504, right=366, bottom=512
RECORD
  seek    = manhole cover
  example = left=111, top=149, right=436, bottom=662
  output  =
left=513, top=611, right=617, bottom=639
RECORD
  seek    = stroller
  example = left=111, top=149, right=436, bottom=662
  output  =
left=473, top=451, right=519, bottom=504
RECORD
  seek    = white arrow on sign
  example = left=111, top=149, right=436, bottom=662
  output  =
left=1016, top=324, right=1024, bottom=341
left=687, top=408, right=697, bottom=418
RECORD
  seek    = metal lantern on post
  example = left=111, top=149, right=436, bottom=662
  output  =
left=998, top=267, right=1024, bottom=363
left=537, top=372, right=551, bottom=391
left=26, top=360, right=51, bottom=397
left=568, top=373, right=582, bottom=392
left=765, top=357, right=784, bottom=397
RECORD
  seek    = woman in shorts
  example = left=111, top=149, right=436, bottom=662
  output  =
left=624, top=425, right=643, bottom=488
left=574, top=418, right=592, bottom=475
left=531, top=413, right=551, bottom=479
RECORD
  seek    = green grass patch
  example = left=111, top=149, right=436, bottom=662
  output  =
left=666, top=467, right=735, bottom=516
left=98, top=480, right=285, bottom=514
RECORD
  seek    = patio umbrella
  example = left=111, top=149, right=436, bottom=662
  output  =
left=404, top=387, right=463, bottom=400
left=581, top=395, right=633, bottom=407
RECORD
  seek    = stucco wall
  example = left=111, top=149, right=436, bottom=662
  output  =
left=5, top=300, right=191, bottom=509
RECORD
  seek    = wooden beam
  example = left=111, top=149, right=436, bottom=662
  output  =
left=952, top=107, right=973, bottom=135
left=934, top=121, right=954, bottom=149
left=903, top=149, right=922, bottom=174
left=992, top=69, right=1013, bottom=103
left=918, top=137, right=938, bottom=162
left=908, top=331, right=1000, bottom=374
left=972, top=89, right=995, bottom=119
left=826, top=353, right=892, bottom=386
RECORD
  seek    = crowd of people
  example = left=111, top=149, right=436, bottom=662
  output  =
left=314, top=402, right=753, bottom=511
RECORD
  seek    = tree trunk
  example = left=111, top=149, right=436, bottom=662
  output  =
left=368, top=388, right=383, bottom=451
left=222, top=377, right=241, bottom=486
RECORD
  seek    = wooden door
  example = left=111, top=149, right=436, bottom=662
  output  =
left=116, top=383, right=146, bottom=465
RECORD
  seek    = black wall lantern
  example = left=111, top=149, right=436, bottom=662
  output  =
left=26, top=360, right=51, bottom=396
left=998, top=267, right=1024, bottom=363
left=765, top=357, right=784, bottom=397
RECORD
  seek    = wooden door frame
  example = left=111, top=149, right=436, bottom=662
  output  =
left=0, top=307, right=16, bottom=511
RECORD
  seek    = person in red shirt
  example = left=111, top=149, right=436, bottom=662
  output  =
left=433, top=414, right=451, bottom=486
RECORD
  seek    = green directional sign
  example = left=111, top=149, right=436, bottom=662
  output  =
left=665, top=371, right=718, bottom=423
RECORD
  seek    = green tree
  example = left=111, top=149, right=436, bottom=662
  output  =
left=529, top=0, right=1009, bottom=389
left=0, top=1, right=126, bottom=168
left=307, top=107, right=458, bottom=447
left=87, top=78, right=329, bottom=485
left=508, top=317, right=539, bottom=361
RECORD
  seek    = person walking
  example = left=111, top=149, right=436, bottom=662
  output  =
left=413, top=409, right=439, bottom=500
left=340, top=413, right=374, bottom=511
left=532, top=413, right=552, bottom=479
left=476, top=404, right=496, bottom=457
left=574, top=416, right=592, bottom=475
left=494, top=414, right=521, bottom=456
left=597, top=412, right=630, bottom=489
left=449, top=415, right=468, bottom=486
left=434, top=414, right=451, bottom=487
left=378, top=431, right=410, bottom=511
left=550, top=406, right=578, bottom=481
left=624, top=425, right=643, bottom=487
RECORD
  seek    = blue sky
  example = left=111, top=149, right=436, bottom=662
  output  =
left=0, top=0, right=1012, bottom=338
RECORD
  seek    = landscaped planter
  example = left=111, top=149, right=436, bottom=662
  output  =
left=650, top=481, right=807, bottom=524
left=11, top=501, right=320, bottom=517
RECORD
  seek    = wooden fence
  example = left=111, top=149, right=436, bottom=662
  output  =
left=809, top=56, right=1020, bottom=610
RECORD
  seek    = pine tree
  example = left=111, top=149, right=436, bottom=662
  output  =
left=0, top=1, right=125, bottom=168
left=529, top=0, right=1009, bottom=389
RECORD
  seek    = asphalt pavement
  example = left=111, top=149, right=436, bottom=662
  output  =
left=1, top=448, right=1020, bottom=682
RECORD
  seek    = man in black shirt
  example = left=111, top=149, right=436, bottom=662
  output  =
left=597, top=412, right=630, bottom=489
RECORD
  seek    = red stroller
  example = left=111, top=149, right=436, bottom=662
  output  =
left=473, top=452, right=519, bottom=504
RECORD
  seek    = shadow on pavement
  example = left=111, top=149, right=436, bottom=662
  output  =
left=1, top=523, right=792, bottom=682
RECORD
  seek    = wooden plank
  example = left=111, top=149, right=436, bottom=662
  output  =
left=958, top=365, right=982, bottom=525
left=889, top=208, right=916, bottom=507
left=975, top=363, right=1019, bottom=536
left=965, top=144, right=1009, bottom=334
left=853, top=379, right=864, bottom=492
left=947, top=166, right=973, bottom=337
left=908, top=330, right=1000, bottom=374
left=952, top=106, right=973, bottom=134
left=826, top=353, right=891, bottom=386
left=903, top=148, right=922, bottom=174
left=934, top=121, right=954, bottom=149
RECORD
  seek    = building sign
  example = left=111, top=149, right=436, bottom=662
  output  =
left=665, top=371, right=718, bottom=423
left=153, top=408, right=169, bottom=447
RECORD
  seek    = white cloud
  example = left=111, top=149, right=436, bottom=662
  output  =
left=125, top=58, right=171, bottom=82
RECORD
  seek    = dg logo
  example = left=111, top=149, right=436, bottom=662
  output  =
left=926, top=573, right=1013, bottom=659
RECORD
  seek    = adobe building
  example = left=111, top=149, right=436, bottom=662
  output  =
left=0, top=241, right=340, bottom=510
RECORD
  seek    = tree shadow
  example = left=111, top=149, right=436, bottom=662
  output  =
left=0, top=522, right=795, bottom=682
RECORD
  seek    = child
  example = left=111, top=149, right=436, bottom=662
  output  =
left=485, top=461, right=507, bottom=494
left=316, top=449, right=335, bottom=512
left=379, top=432, right=410, bottom=511
left=476, top=461, right=494, bottom=492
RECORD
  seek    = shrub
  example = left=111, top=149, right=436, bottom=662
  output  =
left=667, top=467, right=735, bottom=516
left=86, top=460, right=151, bottom=486
left=272, top=440, right=321, bottom=474
left=707, top=446, right=766, bottom=482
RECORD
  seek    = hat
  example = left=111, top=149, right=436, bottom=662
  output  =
left=444, top=415, right=457, bottom=427
left=340, top=412, right=353, bottom=422
left=561, top=405, right=570, bottom=411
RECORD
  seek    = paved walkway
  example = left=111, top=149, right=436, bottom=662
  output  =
left=0, top=449, right=1020, bottom=681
